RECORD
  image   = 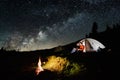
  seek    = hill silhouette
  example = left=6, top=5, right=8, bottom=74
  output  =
left=0, top=22, right=120, bottom=80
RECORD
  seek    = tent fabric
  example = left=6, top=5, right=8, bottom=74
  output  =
left=86, top=38, right=105, bottom=50
left=71, top=38, right=105, bottom=53
left=79, top=38, right=105, bottom=52
left=84, top=39, right=93, bottom=52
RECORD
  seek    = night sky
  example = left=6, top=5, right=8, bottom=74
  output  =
left=0, top=0, right=120, bottom=51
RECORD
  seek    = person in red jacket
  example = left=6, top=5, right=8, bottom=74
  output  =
left=77, top=42, right=85, bottom=52
left=71, top=41, right=85, bottom=53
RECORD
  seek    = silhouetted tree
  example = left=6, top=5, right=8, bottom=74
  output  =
left=105, top=25, right=111, bottom=32
left=92, top=22, right=98, bottom=33
left=89, top=22, right=99, bottom=39
left=85, top=34, right=89, bottom=38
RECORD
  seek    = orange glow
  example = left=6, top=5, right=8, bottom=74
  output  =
left=35, top=57, right=44, bottom=75
left=42, top=56, right=69, bottom=72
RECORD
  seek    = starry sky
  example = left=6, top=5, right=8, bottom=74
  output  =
left=0, top=0, right=120, bottom=51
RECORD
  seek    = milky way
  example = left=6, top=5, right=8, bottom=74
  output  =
left=0, top=0, right=120, bottom=51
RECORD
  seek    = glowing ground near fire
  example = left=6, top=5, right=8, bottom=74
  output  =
left=25, top=55, right=86, bottom=77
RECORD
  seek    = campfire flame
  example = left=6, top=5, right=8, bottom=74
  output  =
left=35, top=57, right=44, bottom=75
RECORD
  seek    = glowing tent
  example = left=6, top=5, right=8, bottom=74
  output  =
left=71, top=38, right=105, bottom=53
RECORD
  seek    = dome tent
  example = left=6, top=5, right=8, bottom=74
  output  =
left=71, top=38, right=105, bottom=53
